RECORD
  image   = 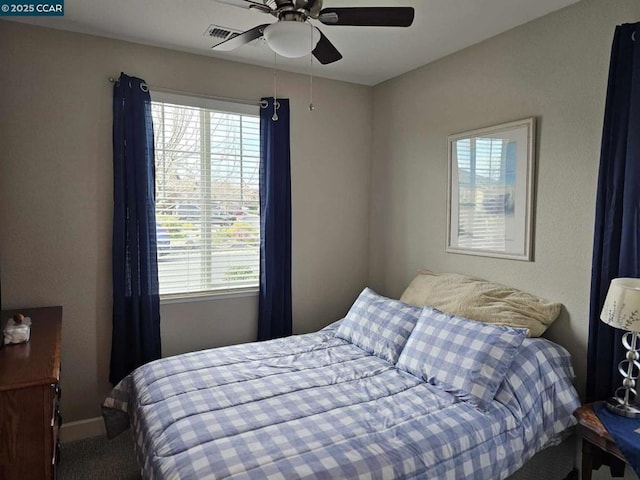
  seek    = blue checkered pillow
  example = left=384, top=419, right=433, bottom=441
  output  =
left=336, top=288, right=420, bottom=363
left=397, top=306, right=526, bottom=410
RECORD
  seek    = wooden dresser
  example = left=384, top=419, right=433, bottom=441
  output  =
left=0, top=307, right=62, bottom=480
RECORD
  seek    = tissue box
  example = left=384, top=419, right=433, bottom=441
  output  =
left=3, top=317, right=31, bottom=345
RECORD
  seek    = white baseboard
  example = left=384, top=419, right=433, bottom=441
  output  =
left=60, top=416, right=105, bottom=443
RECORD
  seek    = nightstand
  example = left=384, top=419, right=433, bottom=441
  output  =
left=574, top=403, right=628, bottom=480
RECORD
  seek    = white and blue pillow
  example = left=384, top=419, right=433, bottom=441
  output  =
left=336, top=288, right=420, bottom=363
left=396, top=306, right=526, bottom=411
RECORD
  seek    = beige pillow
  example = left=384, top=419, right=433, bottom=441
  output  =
left=400, top=270, right=561, bottom=337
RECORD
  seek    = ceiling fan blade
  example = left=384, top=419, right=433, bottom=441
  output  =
left=318, top=7, right=414, bottom=27
left=312, top=30, right=342, bottom=65
left=211, top=24, right=269, bottom=51
left=215, top=0, right=272, bottom=13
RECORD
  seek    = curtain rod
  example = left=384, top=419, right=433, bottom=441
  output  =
left=107, top=76, right=267, bottom=108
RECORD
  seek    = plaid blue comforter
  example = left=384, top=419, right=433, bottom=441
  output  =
left=102, top=323, right=579, bottom=479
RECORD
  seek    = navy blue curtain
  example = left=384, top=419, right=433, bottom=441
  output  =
left=258, top=97, right=292, bottom=340
left=110, top=73, right=161, bottom=385
left=587, top=23, right=640, bottom=403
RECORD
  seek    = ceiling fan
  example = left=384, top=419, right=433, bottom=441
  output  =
left=212, top=0, right=415, bottom=65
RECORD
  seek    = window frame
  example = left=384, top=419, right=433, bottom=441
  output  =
left=150, top=91, right=261, bottom=301
left=446, top=118, right=535, bottom=261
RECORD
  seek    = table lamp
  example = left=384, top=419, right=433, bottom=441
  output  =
left=600, top=277, right=640, bottom=418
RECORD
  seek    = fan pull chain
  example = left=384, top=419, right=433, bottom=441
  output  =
left=272, top=52, right=279, bottom=121
left=309, top=24, right=315, bottom=112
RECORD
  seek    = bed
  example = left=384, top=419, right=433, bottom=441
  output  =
left=103, top=283, right=580, bottom=480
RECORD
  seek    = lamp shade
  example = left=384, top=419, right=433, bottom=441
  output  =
left=600, top=278, right=640, bottom=331
left=263, top=21, right=320, bottom=58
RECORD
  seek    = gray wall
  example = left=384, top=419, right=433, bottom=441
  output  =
left=369, top=0, right=640, bottom=399
left=0, top=20, right=372, bottom=421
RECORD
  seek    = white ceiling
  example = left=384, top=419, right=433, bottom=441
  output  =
left=7, top=0, right=581, bottom=85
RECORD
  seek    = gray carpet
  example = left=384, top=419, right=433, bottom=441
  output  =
left=59, top=433, right=141, bottom=480
left=58, top=431, right=578, bottom=480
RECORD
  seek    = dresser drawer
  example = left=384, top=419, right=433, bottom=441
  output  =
left=0, top=384, right=52, bottom=479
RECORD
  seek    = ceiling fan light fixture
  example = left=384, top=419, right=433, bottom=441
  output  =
left=263, top=21, right=321, bottom=58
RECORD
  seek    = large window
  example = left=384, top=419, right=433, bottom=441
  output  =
left=151, top=92, right=260, bottom=297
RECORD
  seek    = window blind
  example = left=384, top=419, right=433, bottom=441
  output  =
left=151, top=95, right=260, bottom=296
left=455, top=137, right=513, bottom=251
